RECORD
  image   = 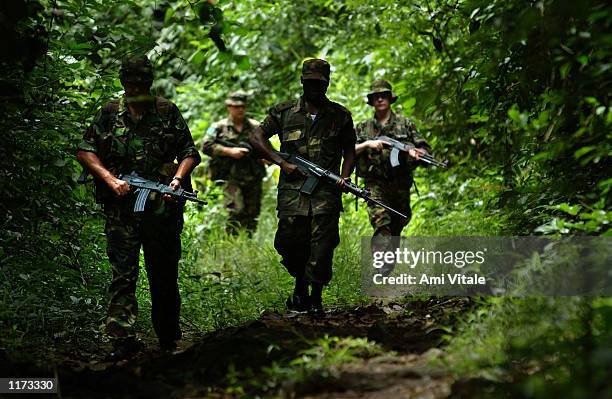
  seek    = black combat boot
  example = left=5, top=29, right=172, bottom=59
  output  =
left=159, top=339, right=178, bottom=353
left=286, top=277, right=310, bottom=312
left=309, top=283, right=324, bottom=317
left=106, top=337, right=144, bottom=362
left=159, top=328, right=182, bottom=353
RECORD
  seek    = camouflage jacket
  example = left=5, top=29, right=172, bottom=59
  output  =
left=201, top=117, right=266, bottom=183
left=355, top=111, right=429, bottom=181
left=78, top=96, right=201, bottom=211
left=259, top=96, right=356, bottom=217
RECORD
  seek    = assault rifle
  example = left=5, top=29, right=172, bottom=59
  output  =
left=277, top=152, right=408, bottom=220
left=119, top=172, right=207, bottom=212
left=375, top=135, right=447, bottom=168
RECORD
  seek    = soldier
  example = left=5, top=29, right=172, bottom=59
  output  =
left=250, top=59, right=356, bottom=315
left=355, top=79, right=430, bottom=239
left=76, top=54, right=201, bottom=359
left=201, top=91, right=266, bottom=235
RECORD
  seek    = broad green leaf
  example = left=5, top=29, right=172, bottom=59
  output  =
left=574, top=146, right=595, bottom=159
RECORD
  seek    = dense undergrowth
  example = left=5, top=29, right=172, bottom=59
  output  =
left=0, top=0, right=610, bottom=397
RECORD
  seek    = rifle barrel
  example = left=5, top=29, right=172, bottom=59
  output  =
left=419, top=155, right=447, bottom=168
left=367, top=197, right=408, bottom=219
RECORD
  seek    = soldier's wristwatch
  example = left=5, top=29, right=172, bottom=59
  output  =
left=172, top=176, right=183, bottom=182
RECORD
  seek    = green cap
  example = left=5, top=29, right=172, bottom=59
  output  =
left=301, top=58, right=330, bottom=82
left=366, top=79, right=397, bottom=105
left=225, top=90, right=248, bottom=106
left=120, top=54, right=154, bottom=84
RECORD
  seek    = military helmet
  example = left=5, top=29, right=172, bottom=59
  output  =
left=225, top=90, right=248, bottom=106
left=366, top=79, right=398, bottom=105
left=301, top=58, right=330, bottom=82
left=119, top=54, right=154, bottom=84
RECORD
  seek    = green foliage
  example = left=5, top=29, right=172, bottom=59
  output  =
left=409, top=169, right=507, bottom=236
left=440, top=296, right=612, bottom=398
left=0, top=0, right=610, bottom=396
left=250, top=335, right=382, bottom=396
left=218, top=335, right=382, bottom=396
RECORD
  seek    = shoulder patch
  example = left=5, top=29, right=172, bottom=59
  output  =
left=205, top=126, right=217, bottom=137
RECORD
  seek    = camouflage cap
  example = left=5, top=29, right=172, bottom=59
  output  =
left=120, top=54, right=154, bottom=84
left=366, top=79, right=398, bottom=105
left=225, top=90, right=248, bottom=106
left=301, top=58, right=330, bottom=82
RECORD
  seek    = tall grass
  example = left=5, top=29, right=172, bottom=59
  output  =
left=1, top=161, right=511, bottom=361
left=170, top=175, right=374, bottom=336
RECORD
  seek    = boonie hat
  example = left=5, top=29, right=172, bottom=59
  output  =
left=120, top=54, right=154, bottom=84
left=366, top=79, right=398, bottom=105
left=225, top=90, right=248, bottom=106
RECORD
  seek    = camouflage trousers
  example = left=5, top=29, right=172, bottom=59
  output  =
left=224, top=179, right=263, bottom=235
left=274, top=214, right=340, bottom=285
left=365, top=179, right=412, bottom=275
left=103, top=205, right=183, bottom=343
left=365, top=179, right=413, bottom=237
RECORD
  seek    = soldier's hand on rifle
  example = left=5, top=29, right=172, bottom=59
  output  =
left=366, top=139, right=389, bottom=152
left=226, top=147, right=250, bottom=159
left=162, top=177, right=181, bottom=203
left=280, top=159, right=303, bottom=177
left=335, top=176, right=351, bottom=192
left=408, top=147, right=428, bottom=160
left=109, top=176, right=130, bottom=197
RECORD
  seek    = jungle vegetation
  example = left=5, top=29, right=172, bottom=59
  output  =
left=0, top=0, right=610, bottom=397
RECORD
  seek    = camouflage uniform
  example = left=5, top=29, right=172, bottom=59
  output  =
left=77, top=56, right=200, bottom=345
left=258, top=61, right=356, bottom=286
left=356, top=80, right=429, bottom=237
left=201, top=92, right=265, bottom=234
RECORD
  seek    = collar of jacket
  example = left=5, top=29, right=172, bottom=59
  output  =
left=225, top=116, right=254, bottom=130
left=293, top=95, right=332, bottom=116
left=119, top=95, right=157, bottom=120
left=372, top=109, right=397, bottom=127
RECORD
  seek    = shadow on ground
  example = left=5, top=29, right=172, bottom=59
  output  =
left=1, top=298, right=485, bottom=399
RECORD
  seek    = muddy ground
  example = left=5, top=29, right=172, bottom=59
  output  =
left=1, top=298, right=512, bottom=399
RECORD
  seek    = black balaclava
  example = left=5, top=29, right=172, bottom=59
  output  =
left=302, top=79, right=329, bottom=107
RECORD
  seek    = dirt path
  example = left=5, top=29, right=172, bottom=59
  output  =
left=1, top=298, right=471, bottom=398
